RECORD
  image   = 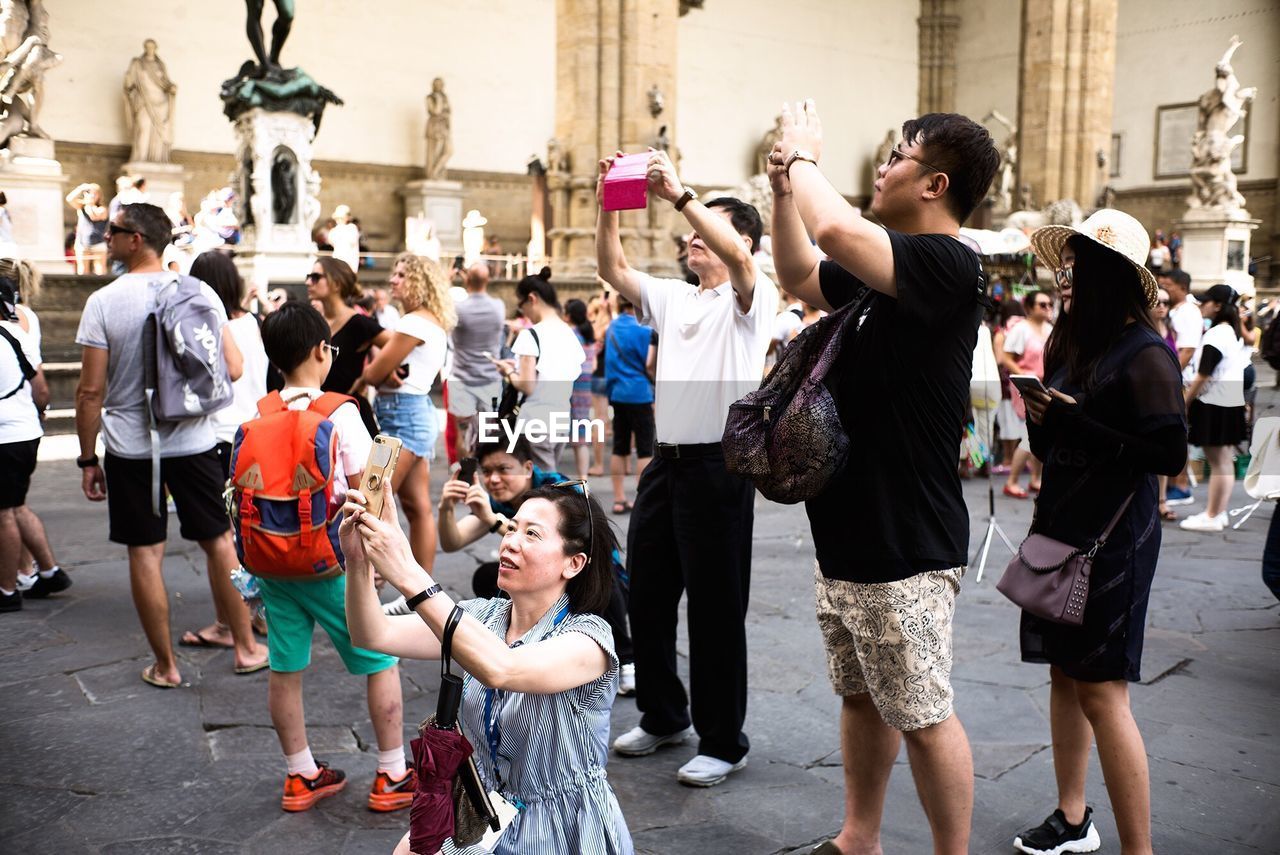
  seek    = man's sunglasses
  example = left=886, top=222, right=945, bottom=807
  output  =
left=107, top=224, right=140, bottom=238
left=551, top=479, right=594, bottom=566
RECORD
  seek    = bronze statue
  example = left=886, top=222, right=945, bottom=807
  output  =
left=246, top=0, right=294, bottom=78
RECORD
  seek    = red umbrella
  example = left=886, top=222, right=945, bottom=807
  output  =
left=408, top=723, right=473, bottom=855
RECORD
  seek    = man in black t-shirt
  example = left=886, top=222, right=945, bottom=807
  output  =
left=768, top=103, right=999, bottom=855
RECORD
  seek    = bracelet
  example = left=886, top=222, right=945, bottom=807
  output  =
left=76, top=454, right=99, bottom=469
left=404, top=584, right=442, bottom=610
left=784, top=149, right=819, bottom=175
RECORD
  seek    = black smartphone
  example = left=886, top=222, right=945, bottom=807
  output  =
left=458, top=456, right=479, bottom=485
left=395, top=363, right=410, bottom=379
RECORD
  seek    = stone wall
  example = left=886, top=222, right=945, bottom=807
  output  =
left=54, top=142, right=532, bottom=255
left=1114, top=178, right=1277, bottom=286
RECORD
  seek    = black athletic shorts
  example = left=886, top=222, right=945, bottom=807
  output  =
left=611, top=402, right=655, bottom=458
left=103, top=448, right=230, bottom=546
left=0, top=437, right=40, bottom=509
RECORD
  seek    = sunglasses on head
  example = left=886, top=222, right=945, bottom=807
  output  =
left=551, top=479, right=593, bottom=566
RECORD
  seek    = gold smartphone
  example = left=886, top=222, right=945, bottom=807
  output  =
left=361, top=435, right=403, bottom=519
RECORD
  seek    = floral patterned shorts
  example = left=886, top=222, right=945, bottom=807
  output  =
left=813, top=563, right=964, bottom=732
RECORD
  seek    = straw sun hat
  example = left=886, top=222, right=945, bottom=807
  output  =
left=1029, top=209, right=1159, bottom=308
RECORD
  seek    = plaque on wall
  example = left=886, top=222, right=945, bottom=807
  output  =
left=1154, top=102, right=1248, bottom=180
left=1110, top=133, right=1122, bottom=177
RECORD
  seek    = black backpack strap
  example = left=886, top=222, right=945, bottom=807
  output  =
left=528, top=326, right=541, bottom=363
left=0, top=324, right=35, bottom=400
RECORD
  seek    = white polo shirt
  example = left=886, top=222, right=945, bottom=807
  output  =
left=639, top=270, right=778, bottom=444
left=1170, top=298, right=1202, bottom=382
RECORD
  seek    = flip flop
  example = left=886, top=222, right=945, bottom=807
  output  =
left=1160, top=507, right=1179, bottom=522
left=234, top=658, right=270, bottom=675
left=612, top=500, right=632, bottom=515
left=179, top=629, right=234, bottom=649
left=1003, top=484, right=1029, bottom=499
left=141, top=664, right=181, bottom=689
left=811, top=842, right=845, bottom=855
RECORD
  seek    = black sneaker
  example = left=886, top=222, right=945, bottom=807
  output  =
left=25, top=569, right=72, bottom=599
left=0, top=589, right=21, bottom=612
left=1014, top=807, right=1101, bottom=854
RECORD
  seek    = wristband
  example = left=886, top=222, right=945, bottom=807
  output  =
left=489, top=515, right=509, bottom=534
left=784, top=149, right=819, bottom=175
left=404, top=584, right=442, bottom=610
left=77, top=454, right=100, bottom=469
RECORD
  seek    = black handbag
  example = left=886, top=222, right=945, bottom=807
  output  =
left=495, top=328, right=539, bottom=424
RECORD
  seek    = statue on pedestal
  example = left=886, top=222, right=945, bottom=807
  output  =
left=1186, top=36, right=1256, bottom=216
left=424, top=78, right=452, bottom=180
left=220, top=0, right=342, bottom=132
left=0, top=0, right=61, bottom=150
left=123, top=39, right=176, bottom=163
left=755, top=115, right=783, bottom=176
left=983, top=110, right=1017, bottom=212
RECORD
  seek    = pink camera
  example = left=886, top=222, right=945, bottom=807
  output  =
left=602, top=153, right=649, bottom=211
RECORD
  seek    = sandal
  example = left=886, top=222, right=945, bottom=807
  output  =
left=612, top=500, right=633, bottom=515
left=1003, top=484, right=1029, bottom=499
left=141, top=664, right=181, bottom=689
left=1160, top=507, right=1179, bottom=522
left=179, top=626, right=234, bottom=649
left=235, top=657, right=270, bottom=675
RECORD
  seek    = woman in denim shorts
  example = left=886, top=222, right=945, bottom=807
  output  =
left=363, top=253, right=455, bottom=570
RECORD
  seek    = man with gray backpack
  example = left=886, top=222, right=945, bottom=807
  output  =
left=74, top=202, right=267, bottom=689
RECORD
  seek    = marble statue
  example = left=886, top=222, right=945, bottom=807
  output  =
left=1018, top=184, right=1034, bottom=212
left=1093, top=148, right=1116, bottom=211
left=0, top=0, right=60, bottom=150
left=1187, top=36, right=1257, bottom=215
left=647, top=84, right=664, bottom=119
left=755, top=115, right=783, bottom=176
left=984, top=110, right=1017, bottom=211
left=874, top=128, right=897, bottom=171
left=425, top=77, right=452, bottom=180
left=221, top=0, right=342, bottom=132
left=546, top=137, right=568, bottom=174
left=123, top=39, right=176, bottom=163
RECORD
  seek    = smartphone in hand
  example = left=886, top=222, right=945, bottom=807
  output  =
left=1009, top=374, right=1048, bottom=397
left=458, top=456, right=479, bottom=485
left=361, top=435, right=403, bottom=518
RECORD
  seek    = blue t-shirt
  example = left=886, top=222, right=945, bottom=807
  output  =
left=604, top=313, right=655, bottom=404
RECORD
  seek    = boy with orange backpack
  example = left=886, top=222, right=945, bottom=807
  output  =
left=231, top=302, right=414, bottom=813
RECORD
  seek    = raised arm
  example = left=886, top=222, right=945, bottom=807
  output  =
left=778, top=100, right=897, bottom=296
left=768, top=141, right=830, bottom=311
left=595, top=153, right=647, bottom=308
left=436, top=476, right=496, bottom=553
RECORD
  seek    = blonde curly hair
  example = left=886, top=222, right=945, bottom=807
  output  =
left=393, top=252, right=456, bottom=331
left=0, top=257, right=42, bottom=301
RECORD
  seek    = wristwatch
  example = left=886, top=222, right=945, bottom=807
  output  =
left=784, top=149, right=819, bottom=175
left=76, top=454, right=99, bottom=469
left=404, top=584, right=442, bottom=610
left=674, top=187, right=698, bottom=212
left=489, top=514, right=510, bottom=534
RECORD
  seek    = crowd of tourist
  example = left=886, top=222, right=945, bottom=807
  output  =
left=2, top=96, right=1270, bottom=855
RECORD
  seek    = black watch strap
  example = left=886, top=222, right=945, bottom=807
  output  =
left=488, top=515, right=506, bottom=533
left=404, top=584, right=442, bottom=610
left=77, top=454, right=100, bottom=469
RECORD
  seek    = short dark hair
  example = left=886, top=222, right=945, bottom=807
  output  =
left=476, top=435, right=534, bottom=464
left=119, top=202, right=174, bottom=256
left=704, top=196, right=763, bottom=253
left=1167, top=269, right=1192, bottom=291
left=519, top=485, right=618, bottom=615
left=189, top=251, right=244, bottom=318
left=516, top=267, right=560, bottom=311
left=901, top=113, right=1001, bottom=223
left=1023, top=289, right=1054, bottom=311
left=261, top=301, right=331, bottom=375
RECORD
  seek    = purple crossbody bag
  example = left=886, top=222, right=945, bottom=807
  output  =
left=996, top=492, right=1134, bottom=626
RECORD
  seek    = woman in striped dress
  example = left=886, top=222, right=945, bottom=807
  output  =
left=343, top=483, right=633, bottom=855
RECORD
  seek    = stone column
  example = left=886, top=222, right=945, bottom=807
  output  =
left=1016, top=0, right=1118, bottom=208
left=917, top=0, right=958, bottom=115
left=548, top=0, right=680, bottom=280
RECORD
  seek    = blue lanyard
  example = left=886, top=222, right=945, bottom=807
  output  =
left=483, top=603, right=569, bottom=809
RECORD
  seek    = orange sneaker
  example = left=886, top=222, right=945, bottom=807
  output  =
left=281, top=762, right=347, bottom=812
left=368, top=768, right=416, bottom=812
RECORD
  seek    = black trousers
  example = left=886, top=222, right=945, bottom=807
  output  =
left=627, top=452, right=754, bottom=763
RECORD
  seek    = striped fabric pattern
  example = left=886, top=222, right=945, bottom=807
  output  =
left=441, top=594, right=634, bottom=855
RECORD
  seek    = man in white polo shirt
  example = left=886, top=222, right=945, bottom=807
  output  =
left=1163, top=269, right=1200, bottom=503
left=595, top=148, right=777, bottom=787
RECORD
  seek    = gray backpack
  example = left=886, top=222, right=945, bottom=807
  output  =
left=140, top=275, right=233, bottom=515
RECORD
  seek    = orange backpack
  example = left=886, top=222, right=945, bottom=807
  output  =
left=229, top=391, right=355, bottom=580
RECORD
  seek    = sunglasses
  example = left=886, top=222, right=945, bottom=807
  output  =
left=1054, top=266, right=1074, bottom=288
left=321, top=341, right=340, bottom=359
left=551, top=479, right=593, bottom=565
left=1157, top=299, right=1170, bottom=306
left=1034, top=301, right=1053, bottom=309
left=885, top=146, right=945, bottom=175
left=107, top=224, right=139, bottom=238
left=305, top=272, right=323, bottom=283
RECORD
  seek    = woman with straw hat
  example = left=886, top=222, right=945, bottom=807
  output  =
left=1012, top=209, right=1187, bottom=855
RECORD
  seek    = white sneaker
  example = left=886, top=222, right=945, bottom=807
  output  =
left=612, top=725, right=693, bottom=757
left=617, top=663, right=636, bottom=696
left=382, top=595, right=412, bottom=616
left=1179, top=511, right=1226, bottom=532
left=676, top=754, right=747, bottom=787
left=15, top=572, right=37, bottom=592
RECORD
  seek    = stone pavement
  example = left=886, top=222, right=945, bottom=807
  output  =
left=4, top=429, right=1279, bottom=853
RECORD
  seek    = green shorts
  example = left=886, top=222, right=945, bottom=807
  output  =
left=257, top=575, right=398, bottom=676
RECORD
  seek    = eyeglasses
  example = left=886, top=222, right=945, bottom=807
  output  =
left=551, top=479, right=593, bottom=566
left=885, top=146, right=945, bottom=175
left=107, top=224, right=139, bottom=238
left=1033, top=301, right=1053, bottom=309
left=321, top=341, right=340, bottom=359
left=1054, top=266, right=1074, bottom=289
left=305, top=272, right=323, bottom=283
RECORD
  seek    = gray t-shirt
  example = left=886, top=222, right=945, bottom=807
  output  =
left=75, top=271, right=226, bottom=459
left=450, top=292, right=506, bottom=386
